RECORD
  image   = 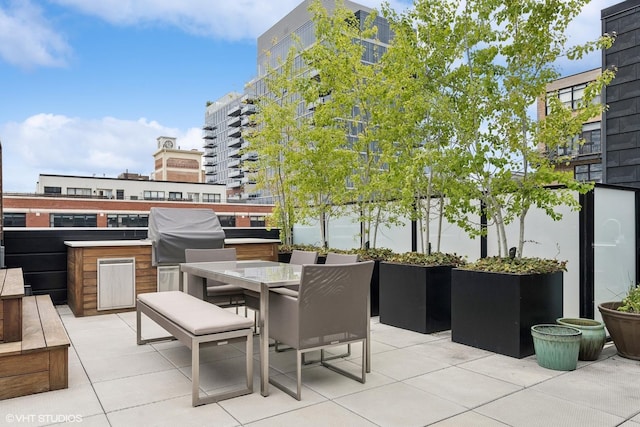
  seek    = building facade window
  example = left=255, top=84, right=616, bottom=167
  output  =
left=44, top=186, right=61, bottom=195
left=168, top=192, right=182, bottom=200
left=50, top=214, right=97, bottom=227
left=557, top=122, right=601, bottom=158
left=575, top=163, right=602, bottom=183
left=579, top=122, right=601, bottom=156
left=203, top=193, right=221, bottom=203
left=116, top=189, right=124, bottom=200
left=250, top=215, right=266, bottom=227
left=187, top=192, right=199, bottom=202
left=67, top=188, right=91, bottom=196
left=218, top=215, right=236, bottom=227
left=97, top=189, right=113, bottom=198
left=107, top=214, right=149, bottom=228
left=143, top=191, right=165, bottom=200
left=3, top=213, right=26, bottom=227
left=546, top=83, right=600, bottom=114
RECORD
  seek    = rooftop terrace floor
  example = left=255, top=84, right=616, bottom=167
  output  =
left=1, top=306, right=639, bottom=427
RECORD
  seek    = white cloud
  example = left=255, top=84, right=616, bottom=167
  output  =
left=0, top=1, right=71, bottom=68
left=0, top=114, right=202, bottom=192
left=51, top=0, right=412, bottom=40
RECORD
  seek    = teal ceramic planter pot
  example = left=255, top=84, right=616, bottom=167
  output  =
left=531, top=324, right=582, bottom=371
left=556, top=318, right=606, bottom=361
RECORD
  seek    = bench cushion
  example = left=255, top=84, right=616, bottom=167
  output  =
left=138, top=291, right=253, bottom=335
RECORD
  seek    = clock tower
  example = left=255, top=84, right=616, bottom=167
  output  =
left=153, top=136, right=204, bottom=183
left=157, top=136, right=176, bottom=150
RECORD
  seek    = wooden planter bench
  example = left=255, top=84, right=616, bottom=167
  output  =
left=1, top=268, right=25, bottom=343
left=137, top=291, right=254, bottom=406
left=0, top=295, right=70, bottom=400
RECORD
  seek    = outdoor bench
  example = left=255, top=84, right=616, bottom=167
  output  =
left=0, top=294, right=70, bottom=400
left=136, top=291, right=254, bottom=406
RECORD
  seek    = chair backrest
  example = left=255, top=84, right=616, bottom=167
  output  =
left=185, top=248, right=237, bottom=263
left=289, top=250, right=318, bottom=265
left=297, top=261, right=374, bottom=349
left=325, top=252, right=359, bottom=264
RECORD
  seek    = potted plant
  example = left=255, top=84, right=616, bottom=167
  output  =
left=598, top=284, right=640, bottom=360
left=347, top=247, right=394, bottom=317
left=379, top=252, right=466, bottom=334
left=451, top=256, right=566, bottom=358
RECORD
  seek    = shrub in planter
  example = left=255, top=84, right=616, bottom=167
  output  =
left=451, top=257, right=566, bottom=358
left=598, top=284, right=640, bottom=360
left=380, top=252, right=466, bottom=334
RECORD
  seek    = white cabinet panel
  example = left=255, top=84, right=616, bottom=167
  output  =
left=97, top=258, right=136, bottom=310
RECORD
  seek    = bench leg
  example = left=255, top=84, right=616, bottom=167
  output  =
left=192, top=340, right=201, bottom=407
left=190, top=330, right=254, bottom=407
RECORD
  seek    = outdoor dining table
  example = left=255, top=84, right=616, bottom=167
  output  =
left=180, top=260, right=297, bottom=397
left=179, top=259, right=371, bottom=397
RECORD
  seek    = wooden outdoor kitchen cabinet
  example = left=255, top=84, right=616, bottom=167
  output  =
left=66, top=240, right=156, bottom=317
left=65, top=238, right=280, bottom=317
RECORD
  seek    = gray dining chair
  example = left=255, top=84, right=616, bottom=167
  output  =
left=325, top=252, right=359, bottom=264
left=289, top=250, right=319, bottom=265
left=244, top=249, right=319, bottom=312
left=268, top=261, right=375, bottom=400
left=184, top=248, right=245, bottom=312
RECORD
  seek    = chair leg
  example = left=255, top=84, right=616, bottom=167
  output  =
left=320, top=340, right=366, bottom=384
left=268, top=348, right=303, bottom=400
left=296, top=350, right=302, bottom=400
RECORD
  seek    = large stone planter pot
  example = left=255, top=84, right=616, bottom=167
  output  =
left=451, top=269, right=563, bottom=358
left=379, top=263, right=452, bottom=334
left=598, top=302, right=640, bottom=360
left=531, top=324, right=581, bottom=371
left=556, top=317, right=605, bottom=361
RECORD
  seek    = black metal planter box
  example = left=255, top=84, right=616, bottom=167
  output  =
left=379, top=262, right=452, bottom=334
left=451, top=269, right=563, bottom=358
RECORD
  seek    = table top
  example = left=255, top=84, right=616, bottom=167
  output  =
left=180, top=260, right=302, bottom=292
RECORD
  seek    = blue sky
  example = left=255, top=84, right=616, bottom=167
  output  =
left=0, top=0, right=620, bottom=192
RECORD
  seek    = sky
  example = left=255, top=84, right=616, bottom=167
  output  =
left=0, top=0, right=621, bottom=192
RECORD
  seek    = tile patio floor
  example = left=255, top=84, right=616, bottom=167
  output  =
left=1, top=305, right=640, bottom=427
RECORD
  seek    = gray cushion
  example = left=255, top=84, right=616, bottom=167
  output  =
left=138, top=291, right=253, bottom=335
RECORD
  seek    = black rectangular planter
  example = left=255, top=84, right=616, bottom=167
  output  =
left=379, top=262, right=452, bottom=334
left=451, top=269, right=563, bottom=358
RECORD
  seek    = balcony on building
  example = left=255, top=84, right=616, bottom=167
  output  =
left=229, top=148, right=241, bottom=158
left=241, top=151, right=258, bottom=162
left=240, top=117, right=253, bottom=127
left=227, top=116, right=241, bottom=128
left=202, top=125, right=217, bottom=131
left=227, top=180, right=242, bottom=188
left=228, top=137, right=242, bottom=149
left=228, top=128, right=242, bottom=138
left=241, top=104, right=256, bottom=115
left=229, top=170, right=244, bottom=179
left=227, top=105, right=241, bottom=117
left=241, top=175, right=256, bottom=184
left=228, top=159, right=241, bottom=168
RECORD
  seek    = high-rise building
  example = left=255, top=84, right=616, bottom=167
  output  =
left=203, top=0, right=391, bottom=203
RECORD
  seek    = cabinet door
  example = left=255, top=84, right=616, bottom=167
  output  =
left=97, top=258, right=135, bottom=310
